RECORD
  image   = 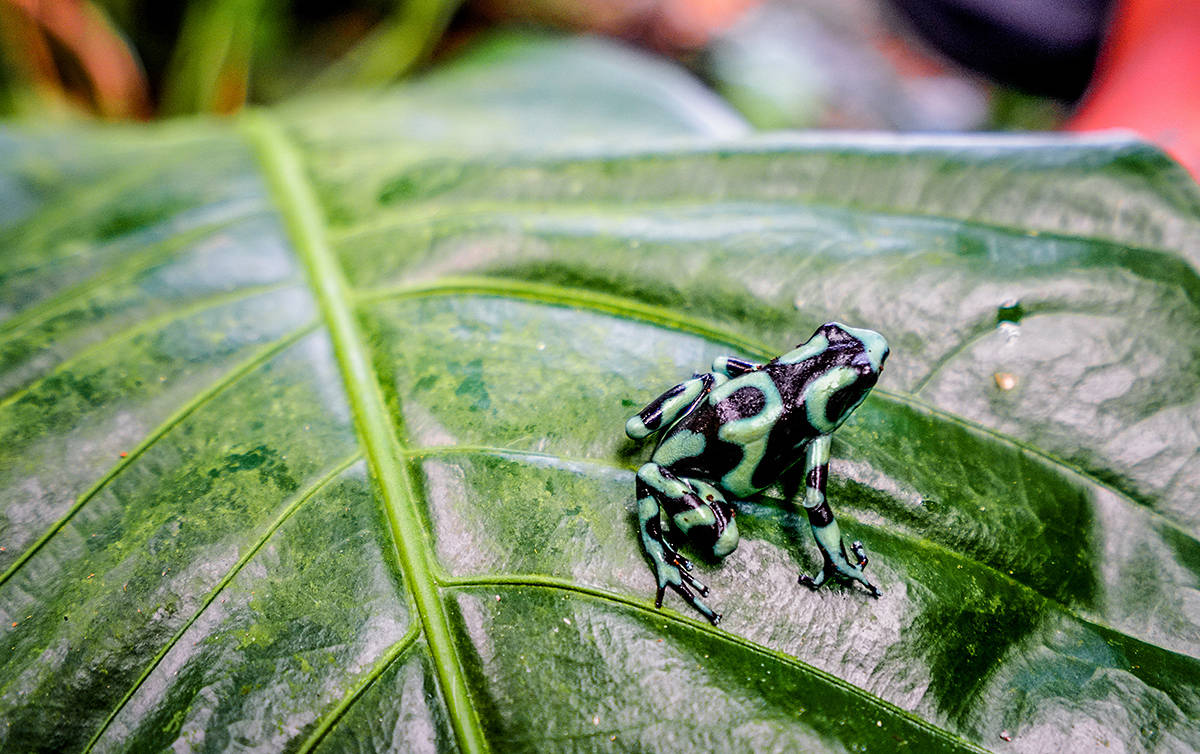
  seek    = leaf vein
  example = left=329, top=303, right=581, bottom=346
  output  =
left=440, top=575, right=988, bottom=753
left=0, top=281, right=301, bottom=408
left=0, top=213, right=264, bottom=341
left=0, top=322, right=317, bottom=588
left=81, top=452, right=365, bottom=752
left=420, top=444, right=1200, bottom=660
left=296, top=625, right=423, bottom=754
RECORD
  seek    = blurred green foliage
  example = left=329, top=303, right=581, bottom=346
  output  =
left=0, top=0, right=460, bottom=119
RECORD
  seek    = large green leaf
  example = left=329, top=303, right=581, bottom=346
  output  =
left=3, top=34, right=1199, bottom=753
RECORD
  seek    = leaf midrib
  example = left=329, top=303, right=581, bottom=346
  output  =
left=240, top=113, right=488, bottom=754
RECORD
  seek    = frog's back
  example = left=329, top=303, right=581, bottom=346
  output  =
left=661, top=367, right=817, bottom=497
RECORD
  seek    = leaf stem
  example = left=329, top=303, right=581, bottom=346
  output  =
left=241, top=113, right=488, bottom=754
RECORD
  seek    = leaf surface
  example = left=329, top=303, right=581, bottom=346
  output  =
left=2, top=34, right=1199, bottom=754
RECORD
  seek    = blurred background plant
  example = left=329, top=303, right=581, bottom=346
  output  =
left=0, top=0, right=1197, bottom=174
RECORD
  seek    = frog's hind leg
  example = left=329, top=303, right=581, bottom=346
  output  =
left=636, top=463, right=722, bottom=624
left=674, top=477, right=740, bottom=559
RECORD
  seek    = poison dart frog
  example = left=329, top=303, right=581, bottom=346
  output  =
left=625, top=322, right=889, bottom=624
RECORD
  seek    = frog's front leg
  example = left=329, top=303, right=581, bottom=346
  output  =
left=626, top=373, right=721, bottom=440
left=635, top=462, right=728, bottom=624
left=795, top=435, right=881, bottom=597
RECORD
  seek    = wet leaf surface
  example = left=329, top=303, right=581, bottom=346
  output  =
left=2, top=33, right=1199, bottom=754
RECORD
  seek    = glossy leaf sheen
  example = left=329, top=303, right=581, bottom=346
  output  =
left=2, top=34, right=1199, bottom=754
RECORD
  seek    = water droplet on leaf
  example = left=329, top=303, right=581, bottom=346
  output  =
left=996, top=299, right=1024, bottom=325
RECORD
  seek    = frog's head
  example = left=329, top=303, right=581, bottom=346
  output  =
left=820, top=322, right=889, bottom=375
left=793, top=322, right=890, bottom=433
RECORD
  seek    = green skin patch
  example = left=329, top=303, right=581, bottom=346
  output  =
left=803, top=366, right=861, bottom=435
left=802, top=435, right=830, bottom=508
left=627, top=322, right=888, bottom=624
left=710, top=371, right=783, bottom=496
left=776, top=333, right=829, bottom=365
left=653, top=428, right=707, bottom=467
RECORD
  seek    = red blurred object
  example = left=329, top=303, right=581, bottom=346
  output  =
left=1068, top=0, right=1200, bottom=180
left=471, top=0, right=763, bottom=52
left=0, top=0, right=151, bottom=119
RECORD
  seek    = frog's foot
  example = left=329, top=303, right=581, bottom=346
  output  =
left=658, top=540, right=708, bottom=596
left=654, top=565, right=721, bottom=625
left=798, top=564, right=880, bottom=598
left=799, top=541, right=881, bottom=598
left=847, top=541, right=881, bottom=596
left=637, top=491, right=722, bottom=624
left=653, top=545, right=715, bottom=615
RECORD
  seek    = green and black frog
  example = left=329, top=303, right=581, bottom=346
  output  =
left=626, top=322, right=889, bottom=624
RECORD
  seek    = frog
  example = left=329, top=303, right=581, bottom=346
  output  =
left=625, top=322, right=889, bottom=624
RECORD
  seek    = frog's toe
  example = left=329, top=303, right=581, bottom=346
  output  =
left=654, top=584, right=668, bottom=609
left=845, top=564, right=882, bottom=597
left=671, top=582, right=721, bottom=625
left=654, top=578, right=721, bottom=624
left=845, top=543, right=882, bottom=596
left=677, top=564, right=709, bottom=596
